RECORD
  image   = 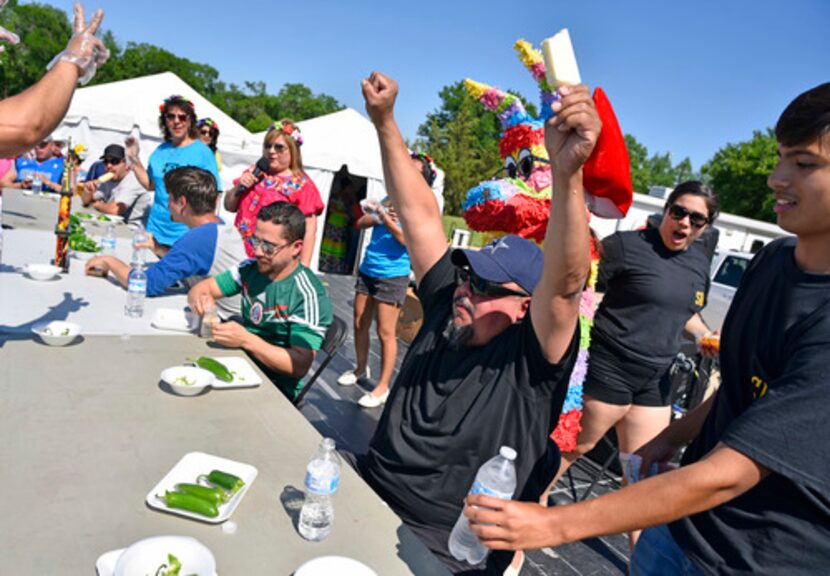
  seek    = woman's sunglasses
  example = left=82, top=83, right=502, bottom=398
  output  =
left=264, top=142, right=288, bottom=153
left=165, top=112, right=189, bottom=123
left=455, top=267, right=529, bottom=298
left=667, top=204, right=709, bottom=229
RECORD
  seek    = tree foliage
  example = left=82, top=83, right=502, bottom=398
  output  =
left=625, top=134, right=694, bottom=194
left=0, top=1, right=342, bottom=127
left=701, top=129, right=778, bottom=223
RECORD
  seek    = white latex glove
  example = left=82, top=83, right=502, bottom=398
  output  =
left=46, top=3, right=109, bottom=85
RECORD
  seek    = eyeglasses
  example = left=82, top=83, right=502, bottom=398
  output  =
left=165, top=112, right=189, bottom=123
left=247, top=235, right=291, bottom=256
left=36, top=141, right=51, bottom=148
left=667, top=204, right=709, bottom=229
left=455, top=267, right=529, bottom=298
left=264, top=142, right=288, bottom=153
left=102, top=157, right=123, bottom=166
left=200, top=129, right=212, bottom=136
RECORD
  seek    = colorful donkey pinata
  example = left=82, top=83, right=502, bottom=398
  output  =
left=463, top=39, right=633, bottom=452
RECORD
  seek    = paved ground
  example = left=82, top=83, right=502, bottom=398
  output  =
left=298, top=271, right=629, bottom=575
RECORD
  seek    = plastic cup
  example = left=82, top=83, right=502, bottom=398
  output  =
left=200, top=306, right=218, bottom=339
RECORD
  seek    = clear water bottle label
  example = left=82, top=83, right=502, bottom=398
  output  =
left=470, top=481, right=511, bottom=500
left=128, top=278, right=147, bottom=293
left=305, top=472, right=339, bottom=495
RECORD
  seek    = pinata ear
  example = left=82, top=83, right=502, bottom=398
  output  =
left=583, top=87, right=633, bottom=219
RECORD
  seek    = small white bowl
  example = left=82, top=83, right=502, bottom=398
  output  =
left=25, top=263, right=62, bottom=281
left=113, top=535, right=216, bottom=576
left=160, top=366, right=214, bottom=396
left=71, top=249, right=100, bottom=261
left=32, top=321, right=81, bottom=346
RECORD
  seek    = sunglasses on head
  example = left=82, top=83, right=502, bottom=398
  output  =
left=165, top=112, right=189, bottom=123
left=264, top=142, right=288, bottom=153
left=667, top=204, right=709, bottom=229
left=455, top=267, right=529, bottom=298
left=102, top=157, right=123, bottom=166
left=247, top=235, right=291, bottom=256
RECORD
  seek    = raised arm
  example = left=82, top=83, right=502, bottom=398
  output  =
left=125, top=137, right=153, bottom=191
left=362, top=72, right=445, bottom=283
left=0, top=4, right=107, bottom=157
left=529, top=85, right=599, bottom=363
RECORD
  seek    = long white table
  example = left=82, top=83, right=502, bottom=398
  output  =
left=0, top=188, right=449, bottom=574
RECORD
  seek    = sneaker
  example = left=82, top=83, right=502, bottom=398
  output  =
left=358, top=389, right=389, bottom=408
left=337, top=367, right=370, bottom=386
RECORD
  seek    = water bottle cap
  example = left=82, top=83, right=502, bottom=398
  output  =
left=499, top=446, right=517, bottom=461
left=321, top=437, right=335, bottom=451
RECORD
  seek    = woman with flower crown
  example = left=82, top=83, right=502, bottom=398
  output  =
left=126, top=95, right=221, bottom=249
left=224, top=119, right=324, bottom=266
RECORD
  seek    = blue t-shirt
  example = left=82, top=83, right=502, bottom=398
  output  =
left=15, top=156, right=65, bottom=183
left=359, top=223, right=411, bottom=278
left=146, top=140, right=220, bottom=245
left=145, top=222, right=219, bottom=296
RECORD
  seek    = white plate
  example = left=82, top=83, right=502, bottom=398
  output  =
left=25, top=263, right=62, bottom=281
left=206, top=356, right=262, bottom=389
left=71, top=249, right=100, bottom=261
left=95, top=535, right=217, bottom=576
left=152, top=308, right=199, bottom=332
left=88, top=213, right=124, bottom=225
left=295, top=556, right=378, bottom=576
left=146, top=452, right=257, bottom=524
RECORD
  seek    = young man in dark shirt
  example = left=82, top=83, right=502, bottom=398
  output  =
left=359, top=72, right=599, bottom=574
left=465, top=83, right=830, bottom=575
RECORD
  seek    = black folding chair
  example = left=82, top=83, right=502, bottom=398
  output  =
left=293, top=315, right=348, bottom=407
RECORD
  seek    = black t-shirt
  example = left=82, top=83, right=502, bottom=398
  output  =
left=671, top=238, right=830, bottom=574
left=362, top=250, right=578, bottom=531
left=593, top=227, right=711, bottom=364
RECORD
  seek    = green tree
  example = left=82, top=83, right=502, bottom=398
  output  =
left=701, top=129, right=778, bottom=222
left=0, top=0, right=71, bottom=98
left=625, top=134, right=696, bottom=193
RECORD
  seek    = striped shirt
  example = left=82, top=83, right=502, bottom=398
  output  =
left=215, top=260, right=332, bottom=396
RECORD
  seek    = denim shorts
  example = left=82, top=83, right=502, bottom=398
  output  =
left=630, top=524, right=705, bottom=576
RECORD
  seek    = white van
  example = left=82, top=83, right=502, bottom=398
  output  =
left=702, top=250, right=755, bottom=330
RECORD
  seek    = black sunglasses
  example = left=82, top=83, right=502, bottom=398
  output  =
left=264, top=142, right=288, bottom=153
left=667, top=204, right=709, bottom=229
left=102, top=157, right=123, bottom=166
left=455, top=267, right=529, bottom=298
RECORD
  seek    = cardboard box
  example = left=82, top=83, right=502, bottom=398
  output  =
left=396, top=287, right=423, bottom=344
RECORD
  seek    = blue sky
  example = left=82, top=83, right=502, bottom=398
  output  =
left=24, top=0, right=829, bottom=170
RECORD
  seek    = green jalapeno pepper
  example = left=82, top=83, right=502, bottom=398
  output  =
left=198, top=469, right=245, bottom=494
left=189, top=357, right=233, bottom=382
left=159, top=490, right=219, bottom=518
left=174, top=482, right=228, bottom=505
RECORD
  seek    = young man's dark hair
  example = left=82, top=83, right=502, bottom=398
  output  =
left=775, top=82, right=830, bottom=146
left=164, top=166, right=218, bottom=215
left=257, top=201, right=306, bottom=243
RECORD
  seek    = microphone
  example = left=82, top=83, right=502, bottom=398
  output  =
left=235, top=157, right=271, bottom=196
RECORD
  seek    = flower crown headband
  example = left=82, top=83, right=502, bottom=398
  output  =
left=198, top=118, right=219, bottom=131
left=410, top=151, right=437, bottom=179
left=159, top=95, right=195, bottom=113
left=269, top=120, right=303, bottom=146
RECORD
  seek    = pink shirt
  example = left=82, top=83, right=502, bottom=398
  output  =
left=233, top=168, right=324, bottom=257
left=0, top=158, right=13, bottom=181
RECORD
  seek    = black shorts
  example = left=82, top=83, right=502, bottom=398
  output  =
left=583, top=341, right=674, bottom=407
left=355, top=272, right=409, bottom=306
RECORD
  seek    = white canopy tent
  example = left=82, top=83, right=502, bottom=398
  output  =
left=54, top=72, right=444, bottom=272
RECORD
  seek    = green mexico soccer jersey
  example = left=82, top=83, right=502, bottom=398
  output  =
left=215, top=260, right=332, bottom=397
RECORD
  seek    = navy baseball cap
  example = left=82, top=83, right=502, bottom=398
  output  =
left=451, top=234, right=543, bottom=295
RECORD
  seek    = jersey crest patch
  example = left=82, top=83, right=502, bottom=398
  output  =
left=250, top=301, right=264, bottom=325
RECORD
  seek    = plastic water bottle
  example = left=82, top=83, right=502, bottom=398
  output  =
left=131, top=223, right=148, bottom=264
left=298, top=437, right=341, bottom=541
left=101, top=223, right=116, bottom=256
left=125, top=262, right=147, bottom=318
left=448, top=446, right=518, bottom=565
left=32, top=173, right=43, bottom=193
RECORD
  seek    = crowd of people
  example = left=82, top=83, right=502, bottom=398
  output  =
left=1, top=4, right=828, bottom=575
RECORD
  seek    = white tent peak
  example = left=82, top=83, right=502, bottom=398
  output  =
left=60, top=71, right=256, bottom=152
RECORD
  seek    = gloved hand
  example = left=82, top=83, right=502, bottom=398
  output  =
left=46, top=3, right=109, bottom=85
left=0, top=0, right=21, bottom=52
